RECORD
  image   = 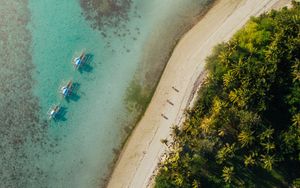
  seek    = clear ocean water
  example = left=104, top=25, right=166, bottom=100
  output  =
left=0, top=0, right=211, bottom=187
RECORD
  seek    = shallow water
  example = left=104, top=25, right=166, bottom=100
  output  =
left=0, top=0, right=211, bottom=187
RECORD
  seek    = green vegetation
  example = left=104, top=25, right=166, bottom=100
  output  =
left=155, top=2, right=300, bottom=187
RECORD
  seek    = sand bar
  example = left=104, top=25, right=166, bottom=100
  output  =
left=107, top=0, right=291, bottom=187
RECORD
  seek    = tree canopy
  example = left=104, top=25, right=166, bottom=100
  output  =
left=155, top=2, right=300, bottom=187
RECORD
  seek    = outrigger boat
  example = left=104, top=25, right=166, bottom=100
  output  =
left=47, top=105, right=61, bottom=120
left=73, top=51, right=86, bottom=69
left=60, top=80, right=73, bottom=97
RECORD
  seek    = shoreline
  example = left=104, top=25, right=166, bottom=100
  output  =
left=106, top=0, right=291, bottom=187
left=102, top=1, right=217, bottom=186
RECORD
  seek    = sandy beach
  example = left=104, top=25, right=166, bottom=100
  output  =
left=107, top=0, right=291, bottom=187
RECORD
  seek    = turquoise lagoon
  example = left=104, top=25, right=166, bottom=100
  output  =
left=0, top=0, right=211, bottom=187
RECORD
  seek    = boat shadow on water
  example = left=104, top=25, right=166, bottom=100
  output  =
left=66, top=82, right=81, bottom=102
left=53, top=106, right=68, bottom=122
left=79, top=53, right=94, bottom=74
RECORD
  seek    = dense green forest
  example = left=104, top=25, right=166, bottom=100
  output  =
left=155, top=2, right=300, bottom=187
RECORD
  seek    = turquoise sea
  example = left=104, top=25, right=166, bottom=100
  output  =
left=0, top=0, right=211, bottom=187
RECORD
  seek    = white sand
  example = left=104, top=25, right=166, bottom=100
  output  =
left=107, top=0, right=291, bottom=187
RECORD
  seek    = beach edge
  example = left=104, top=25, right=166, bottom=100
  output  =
left=106, top=0, right=291, bottom=187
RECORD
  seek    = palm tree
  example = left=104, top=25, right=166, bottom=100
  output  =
left=239, top=110, right=261, bottom=127
left=260, top=154, right=275, bottom=171
left=238, top=130, right=254, bottom=147
left=229, top=90, right=238, bottom=104
left=192, top=180, right=199, bottom=188
left=222, top=166, right=234, bottom=183
left=291, top=60, right=300, bottom=82
left=244, top=153, right=256, bottom=167
left=216, top=143, right=236, bottom=164
left=218, top=129, right=225, bottom=137
left=228, top=88, right=246, bottom=107
left=262, top=142, right=275, bottom=153
left=259, top=128, right=274, bottom=141
left=292, top=113, right=300, bottom=126
left=212, top=97, right=223, bottom=115
left=174, top=173, right=184, bottom=186
left=223, top=71, right=234, bottom=87
left=200, top=116, right=214, bottom=134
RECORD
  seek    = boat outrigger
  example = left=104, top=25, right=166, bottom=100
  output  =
left=47, top=105, right=61, bottom=120
left=73, top=51, right=86, bottom=69
left=60, top=80, right=73, bottom=97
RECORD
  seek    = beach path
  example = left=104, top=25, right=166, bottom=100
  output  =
left=107, top=0, right=291, bottom=187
